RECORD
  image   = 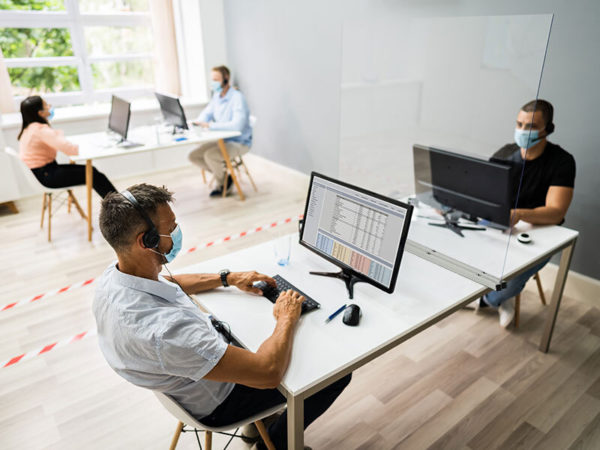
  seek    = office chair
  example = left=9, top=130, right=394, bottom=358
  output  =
left=514, top=272, right=546, bottom=328
left=154, top=391, right=285, bottom=450
left=201, top=115, right=258, bottom=195
left=4, top=147, right=86, bottom=242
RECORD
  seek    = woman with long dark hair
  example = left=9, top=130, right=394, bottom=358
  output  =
left=18, top=95, right=116, bottom=198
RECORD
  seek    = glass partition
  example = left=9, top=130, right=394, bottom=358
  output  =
left=339, top=6, right=553, bottom=288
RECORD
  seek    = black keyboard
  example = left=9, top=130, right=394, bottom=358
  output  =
left=262, top=275, right=321, bottom=314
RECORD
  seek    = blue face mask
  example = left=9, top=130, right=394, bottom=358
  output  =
left=158, top=224, right=183, bottom=263
left=48, top=107, right=55, bottom=121
left=210, top=80, right=223, bottom=93
left=514, top=128, right=542, bottom=149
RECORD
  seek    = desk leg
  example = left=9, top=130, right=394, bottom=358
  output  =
left=86, top=160, right=93, bottom=241
left=287, top=392, right=304, bottom=450
left=217, top=139, right=245, bottom=201
left=539, top=240, right=576, bottom=353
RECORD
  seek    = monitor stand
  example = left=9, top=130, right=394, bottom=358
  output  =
left=116, top=137, right=143, bottom=149
left=171, top=125, right=187, bottom=135
left=309, top=268, right=365, bottom=299
left=428, top=210, right=486, bottom=238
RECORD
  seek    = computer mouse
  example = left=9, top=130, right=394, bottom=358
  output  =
left=343, top=304, right=361, bottom=326
left=517, top=232, right=532, bottom=244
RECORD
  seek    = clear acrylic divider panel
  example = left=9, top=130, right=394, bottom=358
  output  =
left=339, top=4, right=552, bottom=289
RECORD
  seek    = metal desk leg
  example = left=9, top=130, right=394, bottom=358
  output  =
left=217, top=139, right=245, bottom=201
left=539, top=239, right=577, bottom=352
left=86, top=160, right=93, bottom=241
left=287, top=392, right=304, bottom=450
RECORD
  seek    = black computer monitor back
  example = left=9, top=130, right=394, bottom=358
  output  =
left=108, top=95, right=131, bottom=140
left=413, top=144, right=513, bottom=227
left=154, top=92, right=188, bottom=130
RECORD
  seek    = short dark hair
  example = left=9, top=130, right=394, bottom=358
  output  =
left=212, top=65, right=231, bottom=86
left=18, top=95, right=48, bottom=140
left=99, top=183, right=174, bottom=252
left=521, top=99, right=554, bottom=130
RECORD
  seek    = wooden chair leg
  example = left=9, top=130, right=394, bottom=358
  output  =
left=168, top=421, right=184, bottom=450
left=240, top=158, right=258, bottom=192
left=67, top=191, right=72, bottom=213
left=201, top=169, right=207, bottom=184
left=255, top=420, right=276, bottom=450
left=534, top=273, right=547, bottom=305
left=41, top=194, right=47, bottom=228
left=68, top=190, right=87, bottom=220
left=514, top=294, right=520, bottom=328
left=204, top=430, right=212, bottom=450
left=47, top=193, right=52, bottom=242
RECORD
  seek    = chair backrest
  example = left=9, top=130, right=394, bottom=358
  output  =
left=153, top=390, right=286, bottom=432
left=154, top=391, right=206, bottom=429
left=4, top=146, right=48, bottom=194
left=249, top=115, right=257, bottom=129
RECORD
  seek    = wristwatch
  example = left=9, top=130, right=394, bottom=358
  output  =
left=219, top=269, right=230, bottom=287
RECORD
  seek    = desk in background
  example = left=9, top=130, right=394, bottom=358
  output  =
left=68, top=127, right=242, bottom=241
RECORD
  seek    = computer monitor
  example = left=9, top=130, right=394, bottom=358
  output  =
left=154, top=92, right=189, bottom=134
left=108, top=95, right=131, bottom=142
left=300, top=172, right=413, bottom=299
left=413, top=144, right=513, bottom=236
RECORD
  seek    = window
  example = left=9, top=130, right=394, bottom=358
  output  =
left=0, top=0, right=158, bottom=108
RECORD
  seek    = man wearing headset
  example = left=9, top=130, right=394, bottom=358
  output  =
left=478, top=99, right=576, bottom=327
left=93, top=183, right=350, bottom=449
left=189, top=65, right=253, bottom=197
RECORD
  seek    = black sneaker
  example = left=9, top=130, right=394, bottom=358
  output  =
left=209, top=176, right=233, bottom=197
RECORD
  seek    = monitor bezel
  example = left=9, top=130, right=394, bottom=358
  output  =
left=299, top=171, right=413, bottom=295
left=108, top=95, right=131, bottom=140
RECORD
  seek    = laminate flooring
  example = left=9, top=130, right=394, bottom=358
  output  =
left=1, top=155, right=599, bottom=449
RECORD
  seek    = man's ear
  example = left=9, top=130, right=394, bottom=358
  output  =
left=135, top=231, right=147, bottom=249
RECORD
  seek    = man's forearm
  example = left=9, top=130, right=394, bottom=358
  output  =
left=166, top=273, right=222, bottom=294
left=516, top=206, right=565, bottom=225
left=255, top=317, right=296, bottom=381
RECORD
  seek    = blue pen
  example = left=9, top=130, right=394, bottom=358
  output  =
left=325, top=304, right=347, bottom=323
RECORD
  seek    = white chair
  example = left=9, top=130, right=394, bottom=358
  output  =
left=4, top=147, right=86, bottom=242
left=154, top=391, right=285, bottom=450
left=201, top=115, right=258, bottom=194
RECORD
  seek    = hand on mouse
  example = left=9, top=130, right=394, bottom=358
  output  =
left=229, top=271, right=276, bottom=295
left=273, top=290, right=305, bottom=323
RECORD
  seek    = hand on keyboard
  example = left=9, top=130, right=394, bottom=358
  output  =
left=230, top=271, right=277, bottom=295
left=273, top=289, right=305, bottom=322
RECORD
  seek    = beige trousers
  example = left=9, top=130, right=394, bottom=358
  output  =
left=188, top=141, right=249, bottom=184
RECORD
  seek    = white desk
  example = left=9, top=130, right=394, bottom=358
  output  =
left=184, top=234, right=488, bottom=449
left=406, top=204, right=578, bottom=353
left=68, top=127, right=242, bottom=240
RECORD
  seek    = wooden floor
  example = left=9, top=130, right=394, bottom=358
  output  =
left=1, top=155, right=599, bottom=450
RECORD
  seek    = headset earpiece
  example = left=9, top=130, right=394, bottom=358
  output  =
left=120, top=190, right=160, bottom=249
left=546, top=121, right=555, bottom=134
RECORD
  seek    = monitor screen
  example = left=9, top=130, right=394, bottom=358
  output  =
left=154, top=92, right=188, bottom=130
left=413, top=144, right=513, bottom=227
left=300, top=173, right=413, bottom=293
left=108, top=95, right=131, bottom=139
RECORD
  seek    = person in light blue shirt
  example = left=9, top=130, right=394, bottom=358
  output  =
left=189, top=65, right=253, bottom=197
left=93, top=183, right=351, bottom=449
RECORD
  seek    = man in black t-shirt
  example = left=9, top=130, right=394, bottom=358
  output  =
left=482, top=99, right=576, bottom=327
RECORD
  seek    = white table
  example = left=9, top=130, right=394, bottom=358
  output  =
left=68, top=127, right=242, bottom=240
left=184, top=234, right=488, bottom=449
left=406, top=204, right=578, bottom=353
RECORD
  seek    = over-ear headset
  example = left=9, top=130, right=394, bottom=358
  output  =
left=545, top=120, right=555, bottom=135
left=120, top=190, right=160, bottom=249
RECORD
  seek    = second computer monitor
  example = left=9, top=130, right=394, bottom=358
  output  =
left=154, top=92, right=188, bottom=133
left=300, top=172, right=413, bottom=296
left=413, top=144, right=514, bottom=227
left=108, top=95, right=131, bottom=141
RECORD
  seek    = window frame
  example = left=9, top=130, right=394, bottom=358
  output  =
left=0, top=0, right=155, bottom=107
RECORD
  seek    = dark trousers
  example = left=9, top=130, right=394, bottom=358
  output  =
left=200, top=374, right=352, bottom=449
left=31, top=160, right=116, bottom=198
